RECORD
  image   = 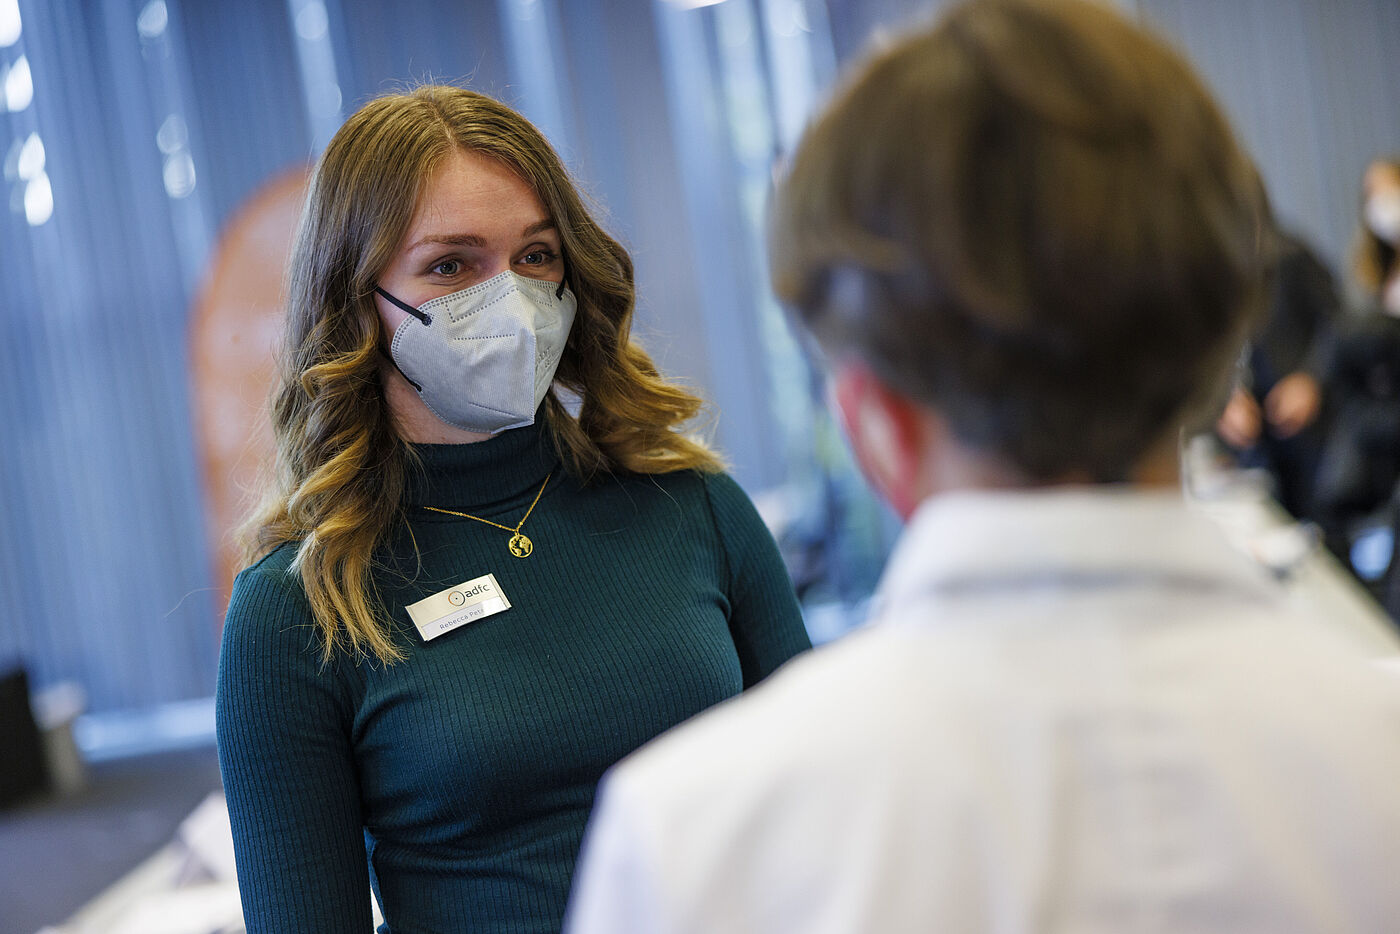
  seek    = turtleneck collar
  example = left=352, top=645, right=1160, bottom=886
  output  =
left=405, top=414, right=561, bottom=511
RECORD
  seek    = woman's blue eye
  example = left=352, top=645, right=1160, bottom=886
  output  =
left=432, top=259, right=461, bottom=276
left=521, top=251, right=555, bottom=266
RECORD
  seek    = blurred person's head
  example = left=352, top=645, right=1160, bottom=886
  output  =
left=769, top=0, right=1268, bottom=516
left=251, top=85, right=716, bottom=662
left=1353, top=156, right=1400, bottom=314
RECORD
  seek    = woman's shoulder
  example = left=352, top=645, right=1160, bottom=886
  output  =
left=626, top=469, right=774, bottom=553
left=224, top=541, right=312, bottom=635
left=693, top=469, right=750, bottom=504
left=691, top=469, right=765, bottom=525
left=232, top=540, right=302, bottom=592
left=604, top=466, right=752, bottom=510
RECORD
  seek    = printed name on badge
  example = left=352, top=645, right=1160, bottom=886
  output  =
left=405, top=573, right=512, bottom=642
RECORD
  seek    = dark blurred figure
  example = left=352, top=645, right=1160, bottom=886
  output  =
left=1314, top=156, right=1400, bottom=617
left=1216, top=227, right=1340, bottom=519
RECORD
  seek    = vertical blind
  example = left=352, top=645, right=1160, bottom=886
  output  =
left=1, top=0, right=1396, bottom=715
left=0, top=0, right=843, bottom=714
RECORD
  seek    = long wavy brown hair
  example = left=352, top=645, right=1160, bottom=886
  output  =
left=244, top=85, right=720, bottom=663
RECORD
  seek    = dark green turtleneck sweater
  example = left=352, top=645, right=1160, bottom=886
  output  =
left=215, top=419, right=811, bottom=934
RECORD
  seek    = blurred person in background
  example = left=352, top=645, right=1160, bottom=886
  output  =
left=1313, top=155, right=1400, bottom=614
left=565, top=2, right=1400, bottom=932
left=216, top=85, right=810, bottom=934
left=1353, top=157, right=1400, bottom=316
left=1215, top=218, right=1340, bottom=521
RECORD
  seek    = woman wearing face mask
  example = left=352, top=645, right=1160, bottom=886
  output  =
left=215, top=86, right=811, bottom=934
left=1355, top=157, right=1400, bottom=316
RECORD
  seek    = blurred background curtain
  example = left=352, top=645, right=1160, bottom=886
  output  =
left=0, top=0, right=1397, bottom=724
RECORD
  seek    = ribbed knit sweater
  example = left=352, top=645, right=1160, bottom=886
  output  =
left=215, top=419, right=811, bottom=934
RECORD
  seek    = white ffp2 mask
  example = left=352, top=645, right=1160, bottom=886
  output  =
left=377, top=271, right=577, bottom=435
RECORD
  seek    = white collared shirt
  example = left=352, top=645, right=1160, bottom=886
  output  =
left=567, top=488, right=1400, bottom=934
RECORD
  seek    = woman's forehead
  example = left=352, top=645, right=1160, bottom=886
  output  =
left=404, top=149, right=549, bottom=247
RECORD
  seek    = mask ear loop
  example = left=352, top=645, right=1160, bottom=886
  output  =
left=374, top=286, right=432, bottom=325
left=555, top=255, right=570, bottom=300
left=371, top=286, right=426, bottom=391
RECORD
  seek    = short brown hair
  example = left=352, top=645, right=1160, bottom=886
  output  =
left=770, top=0, right=1268, bottom=481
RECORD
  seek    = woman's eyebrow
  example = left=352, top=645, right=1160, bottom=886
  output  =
left=407, top=220, right=555, bottom=254
left=408, top=232, right=487, bottom=252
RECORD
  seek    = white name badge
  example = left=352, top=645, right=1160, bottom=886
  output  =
left=405, top=573, right=512, bottom=642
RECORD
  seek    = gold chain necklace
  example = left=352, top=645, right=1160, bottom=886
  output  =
left=422, top=471, right=552, bottom=558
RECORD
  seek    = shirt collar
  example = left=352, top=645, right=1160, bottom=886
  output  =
left=873, top=486, right=1281, bottom=617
